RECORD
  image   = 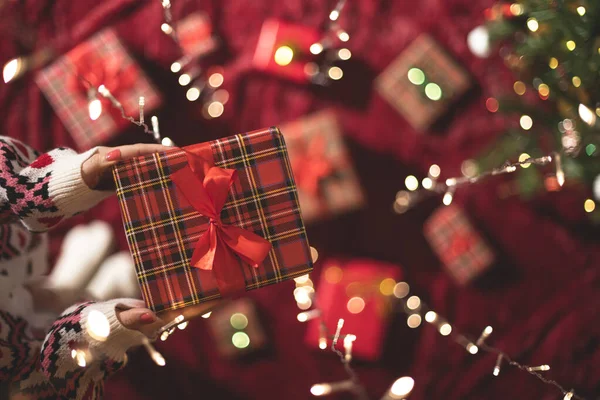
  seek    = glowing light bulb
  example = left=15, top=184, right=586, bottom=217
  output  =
left=424, top=311, right=437, bottom=323
left=171, top=62, right=181, bottom=73
left=422, top=177, right=433, bottom=189
left=493, top=354, right=503, bottom=376
left=527, top=18, right=539, bottom=32
left=274, top=46, right=294, bottom=66
left=152, top=352, right=166, bottom=366
left=442, top=190, right=454, bottom=206
left=161, top=137, right=175, bottom=147
left=579, top=103, right=596, bottom=126
left=3, top=58, right=22, bottom=83
left=584, top=199, right=595, bottom=213
left=527, top=365, right=551, bottom=372
left=75, top=351, right=87, bottom=367
left=201, top=312, right=212, bottom=318
left=338, top=48, right=352, bottom=60
left=208, top=72, right=224, bottom=88
left=297, top=310, right=321, bottom=322
left=310, top=246, right=319, bottom=263
left=329, top=9, right=340, bottom=20
left=577, top=6, right=586, bottom=15
left=566, top=40, right=576, bottom=51
left=178, top=73, right=191, bottom=86
left=338, top=31, right=350, bottom=42
left=86, top=310, right=110, bottom=341
left=407, top=68, right=425, bottom=85
left=486, top=97, right=499, bottom=113
left=294, top=274, right=310, bottom=284
left=186, top=87, right=200, bottom=101
left=467, top=343, right=479, bottom=354
left=405, top=175, right=419, bottom=191
left=407, top=314, right=422, bottom=328
left=160, top=331, right=170, bottom=341
left=232, top=331, right=251, bottom=349
left=88, top=99, right=102, bottom=121
left=310, top=43, right=324, bottom=55
left=429, top=164, right=441, bottom=178
left=439, top=323, right=452, bottom=336
left=519, top=153, right=531, bottom=168
left=346, top=297, right=366, bottom=314
left=393, top=282, right=410, bottom=298
left=549, top=57, right=558, bottom=69
left=513, top=81, right=526, bottom=95
left=572, top=76, right=582, bottom=87
left=424, top=83, right=442, bottom=101
left=389, top=376, right=415, bottom=398
left=467, top=26, right=491, bottom=58
left=177, top=321, right=188, bottom=330
left=230, top=313, right=249, bottom=330
left=206, top=101, right=224, bottom=118
left=328, top=66, right=343, bottom=80
left=510, top=3, right=524, bottom=16
left=311, top=384, right=331, bottom=396
left=406, top=296, right=421, bottom=310
left=379, top=278, right=396, bottom=296
left=161, top=23, right=173, bottom=34
left=520, top=115, right=533, bottom=130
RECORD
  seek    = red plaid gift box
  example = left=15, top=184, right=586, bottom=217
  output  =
left=176, top=12, right=218, bottom=58
left=113, top=127, right=313, bottom=312
left=253, top=19, right=321, bottom=83
left=35, top=29, right=162, bottom=151
left=305, top=259, right=402, bottom=361
left=280, top=111, right=365, bottom=223
left=424, top=204, right=494, bottom=285
left=208, top=298, right=267, bottom=357
left=375, top=34, right=470, bottom=131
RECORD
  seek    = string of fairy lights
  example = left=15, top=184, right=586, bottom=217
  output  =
left=293, top=264, right=585, bottom=400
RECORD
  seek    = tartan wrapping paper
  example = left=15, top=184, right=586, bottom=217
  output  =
left=280, top=111, right=365, bottom=222
left=208, top=298, right=267, bottom=357
left=305, top=259, right=402, bottom=361
left=35, top=29, right=161, bottom=151
left=375, top=34, right=470, bottom=131
left=113, top=127, right=313, bottom=312
left=424, top=204, right=494, bottom=285
left=176, top=12, right=218, bottom=57
left=253, top=19, right=321, bottom=83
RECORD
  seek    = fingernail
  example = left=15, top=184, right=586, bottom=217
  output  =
left=105, top=149, right=121, bottom=161
left=140, top=312, right=155, bottom=324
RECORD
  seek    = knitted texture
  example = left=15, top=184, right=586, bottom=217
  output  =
left=0, top=137, right=147, bottom=400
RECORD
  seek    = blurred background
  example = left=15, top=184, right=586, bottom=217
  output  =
left=1, top=0, right=599, bottom=399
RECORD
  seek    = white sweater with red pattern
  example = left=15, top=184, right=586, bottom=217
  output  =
left=0, top=136, right=147, bottom=400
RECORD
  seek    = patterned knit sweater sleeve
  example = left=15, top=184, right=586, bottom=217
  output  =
left=0, top=137, right=148, bottom=400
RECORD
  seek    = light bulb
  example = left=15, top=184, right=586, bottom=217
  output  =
left=88, top=99, right=102, bottom=121
left=467, top=26, right=491, bottom=58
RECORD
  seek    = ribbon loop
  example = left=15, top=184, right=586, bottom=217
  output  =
left=171, top=152, right=272, bottom=296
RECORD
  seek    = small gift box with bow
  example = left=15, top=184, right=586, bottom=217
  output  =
left=35, top=29, right=161, bottom=151
left=304, top=259, right=402, bottom=361
left=113, top=127, right=313, bottom=312
left=375, top=34, right=470, bottom=131
left=424, top=204, right=495, bottom=285
left=280, top=111, right=364, bottom=223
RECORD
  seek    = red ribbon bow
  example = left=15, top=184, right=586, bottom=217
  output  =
left=68, top=44, right=136, bottom=112
left=171, top=151, right=272, bottom=297
left=291, top=136, right=333, bottom=196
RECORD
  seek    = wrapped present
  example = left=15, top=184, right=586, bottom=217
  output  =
left=35, top=29, right=161, bottom=151
left=113, top=127, right=313, bottom=312
left=253, top=19, right=321, bottom=83
left=207, top=298, right=267, bottom=357
left=375, top=34, right=470, bottom=131
left=280, top=111, right=364, bottom=222
left=176, top=12, right=218, bottom=58
left=424, top=204, right=494, bottom=285
left=305, top=259, right=402, bottom=361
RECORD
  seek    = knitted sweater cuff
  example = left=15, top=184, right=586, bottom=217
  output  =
left=49, top=148, right=112, bottom=217
left=81, top=299, right=148, bottom=361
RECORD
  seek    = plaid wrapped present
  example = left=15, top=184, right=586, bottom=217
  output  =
left=280, top=111, right=365, bottom=222
left=113, top=127, right=313, bottom=312
left=253, top=19, right=321, bottom=83
left=208, top=298, right=267, bottom=357
left=35, top=29, right=161, bottom=151
left=305, top=259, right=402, bottom=361
left=176, top=12, right=218, bottom=58
left=424, top=204, right=494, bottom=285
left=375, top=34, right=470, bottom=131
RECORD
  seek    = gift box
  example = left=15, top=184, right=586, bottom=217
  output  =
left=113, top=127, right=313, bottom=312
left=424, top=204, right=495, bottom=285
left=375, top=34, right=470, bottom=131
left=207, top=298, right=267, bottom=357
left=253, top=18, right=321, bottom=83
left=305, top=259, right=402, bottom=361
left=280, top=111, right=365, bottom=222
left=35, top=29, right=162, bottom=151
left=176, top=12, right=218, bottom=58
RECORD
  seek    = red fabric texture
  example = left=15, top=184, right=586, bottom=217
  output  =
left=0, top=1, right=598, bottom=399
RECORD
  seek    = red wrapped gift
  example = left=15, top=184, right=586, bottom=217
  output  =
left=113, top=127, right=313, bottom=312
left=176, top=12, right=218, bottom=58
left=35, top=29, right=161, bottom=151
left=305, top=259, right=402, bottom=361
left=253, top=19, right=321, bottom=83
left=375, top=34, right=470, bottom=131
left=280, top=111, right=365, bottom=222
left=207, top=298, right=267, bottom=357
left=424, top=204, right=495, bottom=285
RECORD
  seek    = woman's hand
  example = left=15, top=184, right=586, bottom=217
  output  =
left=81, top=144, right=168, bottom=190
left=116, top=300, right=221, bottom=338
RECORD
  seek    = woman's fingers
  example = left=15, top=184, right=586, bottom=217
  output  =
left=157, top=300, right=221, bottom=326
left=104, top=144, right=169, bottom=163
